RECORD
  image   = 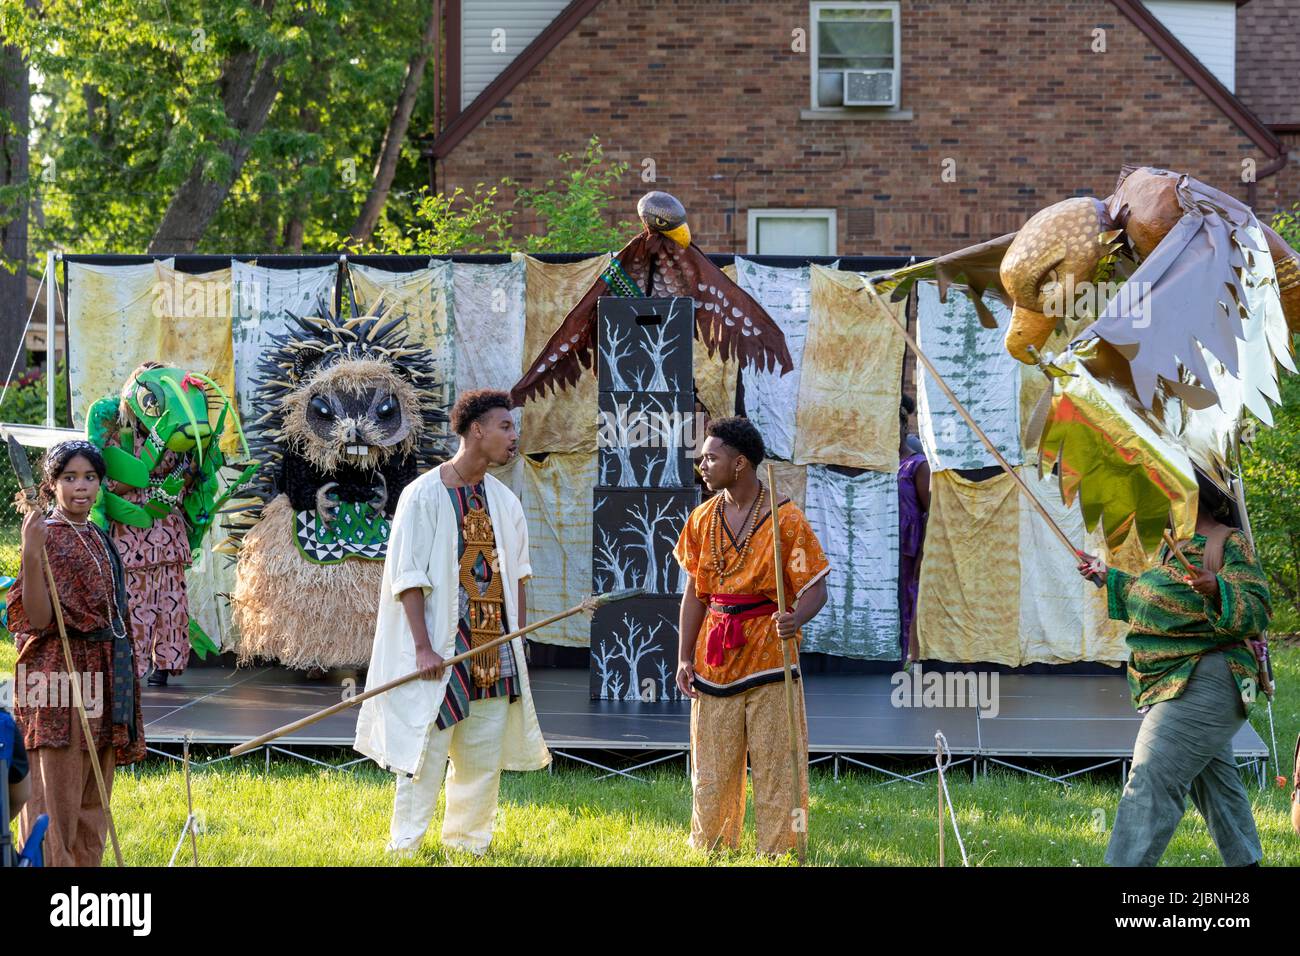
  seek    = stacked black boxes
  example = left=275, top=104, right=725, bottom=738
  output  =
left=590, top=296, right=699, bottom=701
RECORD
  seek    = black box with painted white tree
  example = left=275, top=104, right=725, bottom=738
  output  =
left=589, top=597, right=685, bottom=702
left=597, top=390, right=696, bottom=489
left=596, top=296, right=693, bottom=395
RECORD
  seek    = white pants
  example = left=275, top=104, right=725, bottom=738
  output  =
left=388, top=696, right=510, bottom=854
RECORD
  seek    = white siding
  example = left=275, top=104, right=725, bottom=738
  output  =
left=461, top=0, right=570, bottom=107
left=1143, top=0, right=1237, bottom=91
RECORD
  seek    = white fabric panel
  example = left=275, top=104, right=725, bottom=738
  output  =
left=800, top=465, right=900, bottom=660
left=230, top=261, right=336, bottom=429
left=452, top=258, right=526, bottom=432
left=916, top=281, right=1022, bottom=471
left=734, top=259, right=810, bottom=461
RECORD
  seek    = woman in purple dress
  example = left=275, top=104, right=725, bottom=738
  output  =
left=897, top=396, right=930, bottom=663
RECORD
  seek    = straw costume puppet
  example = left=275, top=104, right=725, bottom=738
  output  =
left=229, top=313, right=448, bottom=672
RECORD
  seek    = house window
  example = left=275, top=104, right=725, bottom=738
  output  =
left=810, top=1, right=901, bottom=110
left=747, top=209, right=838, bottom=256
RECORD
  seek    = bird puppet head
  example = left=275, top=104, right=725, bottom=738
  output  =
left=637, top=191, right=692, bottom=248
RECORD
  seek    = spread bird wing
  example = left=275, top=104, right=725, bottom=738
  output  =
left=673, top=241, right=792, bottom=373
left=1079, top=172, right=1295, bottom=416
left=877, top=233, right=1016, bottom=329
left=509, top=235, right=649, bottom=405
left=512, top=233, right=793, bottom=405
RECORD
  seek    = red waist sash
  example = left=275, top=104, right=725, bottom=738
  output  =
left=704, top=594, right=777, bottom=668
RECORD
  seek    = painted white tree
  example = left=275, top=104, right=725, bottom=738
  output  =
left=642, top=322, right=681, bottom=392
left=655, top=658, right=674, bottom=702
left=622, top=497, right=678, bottom=594
left=640, top=394, right=685, bottom=488
left=611, top=614, right=663, bottom=702
left=593, top=527, right=632, bottom=592
left=592, top=640, right=619, bottom=697
left=608, top=669, right=625, bottom=700
left=600, top=316, right=634, bottom=391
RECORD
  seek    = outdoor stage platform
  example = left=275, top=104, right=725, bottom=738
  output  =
left=142, top=664, right=1274, bottom=785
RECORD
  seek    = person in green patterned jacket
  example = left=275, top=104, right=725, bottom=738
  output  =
left=1077, top=471, right=1270, bottom=867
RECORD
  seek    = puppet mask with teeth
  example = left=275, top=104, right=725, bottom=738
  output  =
left=280, top=357, right=421, bottom=473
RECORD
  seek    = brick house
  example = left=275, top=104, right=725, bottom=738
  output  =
left=424, top=0, right=1298, bottom=258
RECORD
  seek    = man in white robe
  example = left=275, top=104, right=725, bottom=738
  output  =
left=354, top=390, right=550, bottom=856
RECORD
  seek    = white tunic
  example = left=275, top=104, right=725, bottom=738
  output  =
left=353, top=467, right=551, bottom=778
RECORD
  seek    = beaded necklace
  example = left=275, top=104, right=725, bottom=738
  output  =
left=708, top=483, right=766, bottom=582
left=50, top=508, right=129, bottom=640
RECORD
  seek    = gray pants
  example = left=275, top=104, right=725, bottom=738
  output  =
left=1106, top=651, right=1262, bottom=866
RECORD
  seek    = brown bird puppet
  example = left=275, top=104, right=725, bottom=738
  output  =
left=510, top=190, right=793, bottom=404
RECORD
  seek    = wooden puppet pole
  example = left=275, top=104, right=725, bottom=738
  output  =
left=766, top=463, right=807, bottom=865
left=43, top=554, right=125, bottom=867
left=1161, top=531, right=1197, bottom=576
left=859, top=278, right=1097, bottom=577
left=230, top=589, right=641, bottom=757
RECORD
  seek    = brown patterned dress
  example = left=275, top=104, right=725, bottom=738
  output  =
left=108, top=438, right=193, bottom=677
left=9, top=520, right=146, bottom=765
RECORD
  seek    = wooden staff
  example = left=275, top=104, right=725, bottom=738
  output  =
left=230, top=588, right=642, bottom=756
left=766, top=463, right=806, bottom=865
left=1161, top=531, right=1197, bottom=576
left=859, top=278, right=1101, bottom=582
left=43, top=554, right=125, bottom=867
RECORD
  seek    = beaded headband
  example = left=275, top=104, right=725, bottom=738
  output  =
left=42, top=439, right=104, bottom=481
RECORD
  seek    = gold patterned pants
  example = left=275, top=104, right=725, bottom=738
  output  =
left=689, top=679, right=809, bottom=855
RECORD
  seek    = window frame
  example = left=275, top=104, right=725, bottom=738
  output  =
left=808, top=0, right=902, bottom=111
left=746, top=208, right=839, bottom=256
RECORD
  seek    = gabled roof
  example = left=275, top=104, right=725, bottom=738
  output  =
left=1110, top=0, right=1282, bottom=157
left=1235, top=0, right=1300, bottom=129
left=432, top=0, right=606, bottom=160
left=431, top=0, right=1284, bottom=161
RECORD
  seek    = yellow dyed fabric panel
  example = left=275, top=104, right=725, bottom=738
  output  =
left=151, top=265, right=239, bottom=456
left=522, top=452, right=597, bottom=647
left=67, top=259, right=174, bottom=428
left=766, top=460, right=807, bottom=510
left=793, top=266, right=905, bottom=471
left=1017, top=466, right=1126, bottom=664
left=519, top=253, right=609, bottom=454
left=917, top=470, right=1020, bottom=665
left=349, top=260, right=454, bottom=408
left=693, top=263, right=740, bottom=419
left=68, top=262, right=239, bottom=454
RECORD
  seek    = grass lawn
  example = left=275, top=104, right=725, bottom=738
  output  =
left=4, top=630, right=1299, bottom=866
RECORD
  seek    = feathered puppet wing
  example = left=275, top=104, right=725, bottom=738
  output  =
left=1079, top=169, right=1296, bottom=417
left=511, top=231, right=792, bottom=405
left=877, top=233, right=1016, bottom=329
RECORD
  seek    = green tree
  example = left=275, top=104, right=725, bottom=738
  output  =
left=335, top=136, right=638, bottom=255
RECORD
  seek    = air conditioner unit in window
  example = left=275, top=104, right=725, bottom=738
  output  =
left=843, top=69, right=896, bottom=107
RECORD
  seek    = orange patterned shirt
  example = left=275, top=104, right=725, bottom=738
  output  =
left=674, top=494, right=830, bottom=695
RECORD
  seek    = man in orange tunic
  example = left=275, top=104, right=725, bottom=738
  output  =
left=673, top=417, right=830, bottom=855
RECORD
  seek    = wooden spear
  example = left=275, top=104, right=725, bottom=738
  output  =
left=766, top=463, right=807, bottom=865
left=229, top=587, right=643, bottom=756
left=859, top=278, right=1103, bottom=586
